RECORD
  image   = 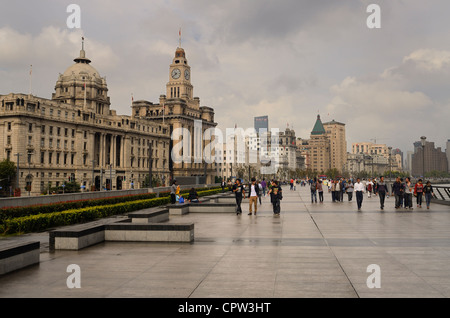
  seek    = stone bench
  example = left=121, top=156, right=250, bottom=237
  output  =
left=105, top=223, right=194, bottom=243
left=127, top=208, right=169, bottom=224
left=167, top=203, right=191, bottom=215
left=49, top=223, right=106, bottom=251
left=49, top=219, right=195, bottom=250
left=0, top=241, right=40, bottom=275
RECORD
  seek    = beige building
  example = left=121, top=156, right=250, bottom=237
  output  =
left=323, top=120, right=347, bottom=173
left=131, top=47, right=217, bottom=184
left=352, top=142, right=389, bottom=158
left=308, top=115, right=331, bottom=173
left=0, top=43, right=171, bottom=196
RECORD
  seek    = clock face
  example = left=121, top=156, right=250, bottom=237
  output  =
left=184, top=70, right=190, bottom=80
left=171, top=68, right=181, bottom=79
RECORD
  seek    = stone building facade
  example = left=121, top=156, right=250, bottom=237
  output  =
left=0, top=44, right=171, bottom=196
left=131, top=47, right=217, bottom=184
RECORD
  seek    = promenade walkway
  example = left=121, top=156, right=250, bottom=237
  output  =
left=1, top=185, right=450, bottom=298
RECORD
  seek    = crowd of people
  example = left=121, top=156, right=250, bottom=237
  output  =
left=222, top=175, right=437, bottom=215
left=305, top=176, right=436, bottom=211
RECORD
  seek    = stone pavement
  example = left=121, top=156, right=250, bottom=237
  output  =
left=1, top=185, right=450, bottom=298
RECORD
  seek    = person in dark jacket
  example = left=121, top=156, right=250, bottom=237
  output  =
left=268, top=180, right=282, bottom=215
left=391, top=177, right=405, bottom=209
left=188, top=188, right=199, bottom=203
left=233, top=179, right=245, bottom=215
left=375, top=176, right=389, bottom=210
left=423, top=181, right=435, bottom=210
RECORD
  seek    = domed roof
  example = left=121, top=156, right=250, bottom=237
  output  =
left=62, top=48, right=100, bottom=78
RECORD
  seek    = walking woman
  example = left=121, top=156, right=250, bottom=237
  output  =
left=423, top=181, right=435, bottom=210
left=317, top=179, right=324, bottom=203
left=414, top=179, right=424, bottom=208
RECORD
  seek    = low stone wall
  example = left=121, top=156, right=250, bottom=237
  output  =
left=0, top=241, right=40, bottom=275
left=0, top=183, right=221, bottom=209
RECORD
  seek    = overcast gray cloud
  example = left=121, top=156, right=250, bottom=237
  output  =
left=1, top=0, right=450, bottom=153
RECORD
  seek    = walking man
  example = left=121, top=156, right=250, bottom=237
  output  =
left=261, top=178, right=267, bottom=196
left=310, top=178, right=318, bottom=203
left=375, top=176, right=389, bottom=210
left=423, top=181, right=435, bottom=210
left=392, top=177, right=405, bottom=209
left=248, top=178, right=260, bottom=215
left=354, top=178, right=365, bottom=211
left=268, top=180, right=282, bottom=215
left=233, top=179, right=245, bottom=215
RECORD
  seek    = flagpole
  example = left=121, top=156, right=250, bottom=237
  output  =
left=29, top=65, right=32, bottom=96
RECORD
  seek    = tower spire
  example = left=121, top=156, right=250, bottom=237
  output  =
left=179, top=28, right=182, bottom=48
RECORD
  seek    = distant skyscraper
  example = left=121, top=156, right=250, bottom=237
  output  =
left=446, top=140, right=450, bottom=172
left=411, top=140, right=448, bottom=176
left=254, top=116, right=269, bottom=135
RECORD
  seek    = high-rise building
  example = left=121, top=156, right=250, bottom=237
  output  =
left=308, top=115, right=330, bottom=173
left=323, top=120, right=347, bottom=172
left=254, top=116, right=269, bottom=135
left=411, top=140, right=448, bottom=176
left=446, top=140, right=450, bottom=172
left=307, top=115, right=347, bottom=173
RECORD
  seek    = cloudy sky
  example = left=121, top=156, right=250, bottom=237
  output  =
left=1, top=0, right=450, bottom=154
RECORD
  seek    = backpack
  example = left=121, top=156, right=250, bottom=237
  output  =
left=310, top=183, right=317, bottom=191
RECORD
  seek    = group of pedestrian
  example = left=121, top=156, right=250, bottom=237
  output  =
left=231, top=178, right=283, bottom=216
left=307, top=175, right=436, bottom=211
left=392, top=177, right=435, bottom=210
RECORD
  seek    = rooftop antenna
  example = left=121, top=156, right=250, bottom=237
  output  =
left=179, top=28, right=182, bottom=48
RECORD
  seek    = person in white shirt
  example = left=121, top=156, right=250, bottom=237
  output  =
left=354, top=178, right=365, bottom=211
left=248, top=178, right=260, bottom=215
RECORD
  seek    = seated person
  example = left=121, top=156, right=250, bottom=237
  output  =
left=187, top=188, right=199, bottom=203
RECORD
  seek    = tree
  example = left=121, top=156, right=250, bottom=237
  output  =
left=143, top=175, right=162, bottom=188
left=0, top=159, right=16, bottom=195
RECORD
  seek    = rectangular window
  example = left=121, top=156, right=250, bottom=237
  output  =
left=41, top=152, right=45, bottom=164
left=48, top=153, right=53, bottom=164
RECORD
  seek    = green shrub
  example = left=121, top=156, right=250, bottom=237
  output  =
left=0, top=197, right=170, bottom=235
left=0, top=187, right=223, bottom=235
left=0, top=192, right=157, bottom=222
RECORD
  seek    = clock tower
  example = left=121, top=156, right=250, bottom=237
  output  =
left=167, top=47, right=194, bottom=101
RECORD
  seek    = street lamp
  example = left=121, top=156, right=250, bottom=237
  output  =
left=420, top=136, right=426, bottom=178
left=388, top=147, right=392, bottom=181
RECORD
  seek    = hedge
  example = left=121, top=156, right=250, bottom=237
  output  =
left=0, top=192, right=158, bottom=223
left=0, top=188, right=223, bottom=235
